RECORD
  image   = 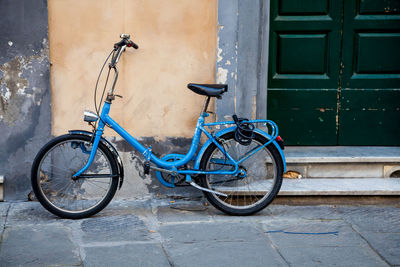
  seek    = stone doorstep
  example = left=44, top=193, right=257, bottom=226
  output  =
left=284, top=146, right=400, bottom=163
left=283, top=146, right=400, bottom=178
left=286, top=156, right=400, bottom=163
left=279, top=178, right=400, bottom=196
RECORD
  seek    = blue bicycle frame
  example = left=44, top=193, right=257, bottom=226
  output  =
left=31, top=35, right=289, bottom=220
left=73, top=101, right=285, bottom=186
left=72, top=41, right=285, bottom=189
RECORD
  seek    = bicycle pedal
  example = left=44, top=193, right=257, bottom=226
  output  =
left=143, top=161, right=150, bottom=175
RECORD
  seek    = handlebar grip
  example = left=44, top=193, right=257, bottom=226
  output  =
left=128, top=40, right=139, bottom=49
left=114, top=38, right=139, bottom=50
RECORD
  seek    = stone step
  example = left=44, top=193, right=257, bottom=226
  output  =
left=0, top=176, right=3, bottom=201
left=285, top=146, right=400, bottom=163
left=284, top=147, right=400, bottom=178
left=279, top=178, right=400, bottom=196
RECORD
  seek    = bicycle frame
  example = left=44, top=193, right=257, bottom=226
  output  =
left=73, top=101, right=281, bottom=184
left=72, top=40, right=284, bottom=187
left=32, top=35, right=288, bottom=218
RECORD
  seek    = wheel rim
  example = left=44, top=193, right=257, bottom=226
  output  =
left=205, top=138, right=277, bottom=209
left=36, top=139, right=114, bottom=214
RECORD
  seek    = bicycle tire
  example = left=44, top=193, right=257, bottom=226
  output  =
left=198, top=131, right=283, bottom=215
left=31, top=134, right=119, bottom=219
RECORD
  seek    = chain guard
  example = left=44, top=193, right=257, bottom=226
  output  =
left=155, top=154, right=187, bottom=188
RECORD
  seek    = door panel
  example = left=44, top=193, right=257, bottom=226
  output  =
left=355, top=33, right=400, bottom=74
left=268, top=0, right=342, bottom=145
left=268, top=0, right=342, bottom=89
left=338, top=0, right=400, bottom=145
left=358, top=0, right=400, bottom=15
left=340, top=90, right=400, bottom=145
left=279, top=0, right=329, bottom=15
left=268, top=89, right=337, bottom=145
left=278, top=34, right=328, bottom=74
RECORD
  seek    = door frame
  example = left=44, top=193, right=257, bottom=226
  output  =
left=215, top=0, right=271, bottom=122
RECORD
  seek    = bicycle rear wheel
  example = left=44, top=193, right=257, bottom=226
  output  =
left=199, top=131, right=283, bottom=215
left=31, top=134, right=119, bottom=219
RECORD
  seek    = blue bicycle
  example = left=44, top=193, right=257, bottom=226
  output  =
left=31, top=34, right=286, bottom=219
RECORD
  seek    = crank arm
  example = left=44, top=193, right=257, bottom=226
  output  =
left=150, top=165, right=178, bottom=176
left=132, top=155, right=178, bottom=176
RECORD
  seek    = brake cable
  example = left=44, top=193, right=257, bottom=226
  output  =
left=93, top=50, right=115, bottom=129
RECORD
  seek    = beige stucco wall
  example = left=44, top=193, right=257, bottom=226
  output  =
left=48, top=0, right=217, bottom=138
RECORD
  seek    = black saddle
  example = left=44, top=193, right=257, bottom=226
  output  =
left=187, top=83, right=228, bottom=99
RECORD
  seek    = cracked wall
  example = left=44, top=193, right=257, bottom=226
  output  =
left=0, top=0, right=51, bottom=200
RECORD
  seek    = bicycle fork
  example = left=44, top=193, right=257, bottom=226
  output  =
left=72, top=121, right=106, bottom=178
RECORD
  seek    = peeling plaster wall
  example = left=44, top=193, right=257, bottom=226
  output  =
left=0, top=0, right=51, bottom=200
left=216, top=0, right=270, bottom=121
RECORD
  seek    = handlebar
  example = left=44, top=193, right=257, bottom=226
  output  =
left=110, top=34, right=139, bottom=68
left=113, top=39, right=139, bottom=50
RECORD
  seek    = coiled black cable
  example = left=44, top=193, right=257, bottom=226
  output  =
left=232, top=114, right=255, bottom=146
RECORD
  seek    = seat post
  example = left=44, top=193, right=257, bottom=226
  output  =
left=201, top=96, right=211, bottom=114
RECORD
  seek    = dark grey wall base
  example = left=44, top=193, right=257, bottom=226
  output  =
left=109, top=137, right=203, bottom=200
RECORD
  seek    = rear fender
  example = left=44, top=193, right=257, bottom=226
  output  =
left=194, top=127, right=286, bottom=172
left=68, top=130, right=124, bottom=189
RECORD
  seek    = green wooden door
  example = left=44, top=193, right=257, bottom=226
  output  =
left=267, top=0, right=400, bottom=145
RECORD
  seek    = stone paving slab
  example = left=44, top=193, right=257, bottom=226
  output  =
left=278, top=246, right=388, bottom=267
left=5, top=201, right=62, bottom=225
left=262, top=220, right=368, bottom=248
left=156, top=204, right=212, bottom=223
left=0, top=202, right=10, bottom=216
left=261, top=205, right=342, bottom=220
left=0, top=225, right=81, bottom=266
left=335, top=206, right=400, bottom=233
left=0, top=200, right=399, bottom=267
left=163, top=240, right=287, bottom=267
left=159, top=222, right=265, bottom=243
left=0, top=202, right=10, bottom=237
left=80, top=214, right=151, bottom=243
left=357, top=232, right=400, bottom=266
left=207, top=203, right=343, bottom=224
left=159, top=222, right=287, bottom=266
left=84, top=243, right=170, bottom=267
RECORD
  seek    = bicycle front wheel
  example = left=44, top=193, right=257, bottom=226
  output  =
left=31, top=134, right=119, bottom=219
left=199, top=131, right=283, bottom=215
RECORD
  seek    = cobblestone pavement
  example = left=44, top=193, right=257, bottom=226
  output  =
left=0, top=199, right=399, bottom=266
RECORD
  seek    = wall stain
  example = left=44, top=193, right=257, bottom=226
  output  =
left=216, top=67, right=228, bottom=84
left=0, top=39, right=49, bottom=126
